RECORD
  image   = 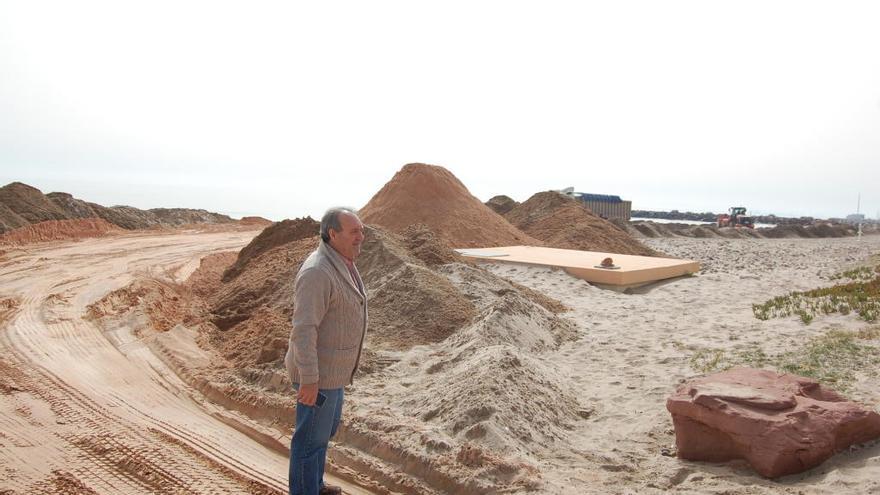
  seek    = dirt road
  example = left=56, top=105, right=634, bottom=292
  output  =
left=0, top=231, right=370, bottom=494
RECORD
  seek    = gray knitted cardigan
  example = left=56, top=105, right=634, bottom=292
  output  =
left=284, top=240, right=367, bottom=388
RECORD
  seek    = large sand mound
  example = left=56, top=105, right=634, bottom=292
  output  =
left=0, top=182, right=69, bottom=231
left=504, top=191, right=657, bottom=256
left=209, top=223, right=484, bottom=367
left=359, top=163, right=541, bottom=248
left=0, top=218, right=122, bottom=245
left=485, top=195, right=519, bottom=216
left=0, top=181, right=235, bottom=233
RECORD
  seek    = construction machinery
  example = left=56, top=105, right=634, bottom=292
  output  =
left=717, top=206, right=755, bottom=228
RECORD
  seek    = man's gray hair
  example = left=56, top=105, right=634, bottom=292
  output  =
left=320, top=207, right=359, bottom=243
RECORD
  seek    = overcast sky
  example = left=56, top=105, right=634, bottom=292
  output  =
left=1, top=1, right=878, bottom=220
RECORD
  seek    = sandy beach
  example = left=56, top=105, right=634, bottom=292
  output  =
left=325, top=234, right=880, bottom=494
left=2, top=226, right=878, bottom=494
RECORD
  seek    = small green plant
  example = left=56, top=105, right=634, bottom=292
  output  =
left=689, top=329, right=880, bottom=391
left=798, top=311, right=814, bottom=325
left=753, top=260, right=880, bottom=325
left=830, top=266, right=878, bottom=282
left=690, top=349, right=727, bottom=373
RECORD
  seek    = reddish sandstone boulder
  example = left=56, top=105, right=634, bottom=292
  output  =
left=667, top=367, right=880, bottom=478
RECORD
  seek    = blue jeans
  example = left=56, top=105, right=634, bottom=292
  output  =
left=289, top=386, right=344, bottom=495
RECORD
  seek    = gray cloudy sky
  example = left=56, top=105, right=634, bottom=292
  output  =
left=1, top=0, right=878, bottom=220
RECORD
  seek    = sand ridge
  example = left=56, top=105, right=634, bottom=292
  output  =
left=504, top=191, right=658, bottom=256
left=0, top=181, right=237, bottom=234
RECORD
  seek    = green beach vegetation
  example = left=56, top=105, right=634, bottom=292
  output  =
left=690, top=257, right=880, bottom=391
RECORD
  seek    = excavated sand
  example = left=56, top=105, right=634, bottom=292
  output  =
left=504, top=191, right=658, bottom=256
left=629, top=220, right=860, bottom=239
left=0, top=218, right=122, bottom=245
left=359, top=163, right=542, bottom=248
left=89, top=218, right=574, bottom=492
left=0, top=181, right=236, bottom=234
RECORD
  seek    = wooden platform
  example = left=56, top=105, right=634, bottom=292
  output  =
left=456, top=246, right=700, bottom=287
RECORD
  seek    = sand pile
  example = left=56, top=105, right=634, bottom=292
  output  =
left=439, top=263, right=575, bottom=351
left=212, top=235, right=316, bottom=326
left=45, top=192, right=104, bottom=219
left=208, top=222, right=481, bottom=372
left=629, top=220, right=859, bottom=239
left=206, top=219, right=331, bottom=370
left=399, top=223, right=463, bottom=266
left=160, top=216, right=576, bottom=491
left=403, top=345, right=583, bottom=450
left=149, top=208, right=234, bottom=226
left=358, top=227, right=477, bottom=352
left=0, top=218, right=122, bottom=245
left=0, top=182, right=68, bottom=231
left=485, top=195, right=519, bottom=216
left=221, top=217, right=319, bottom=282
left=359, top=163, right=541, bottom=248
left=504, top=191, right=657, bottom=256
left=76, top=199, right=584, bottom=491
left=762, top=223, right=855, bottom=238
left=339, top=259, right=582, bottom=491
left=238, top=216, right=273, bottom=226
left=0, top=181, right=234, bottom=233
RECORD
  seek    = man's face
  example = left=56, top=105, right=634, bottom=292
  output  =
left=328, top=212, right=365, bottom=261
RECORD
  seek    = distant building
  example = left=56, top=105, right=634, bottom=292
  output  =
left=846, top=213, right=865, bottom=224
left=558, top=188, right=632, bottom=220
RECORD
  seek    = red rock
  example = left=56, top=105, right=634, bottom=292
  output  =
left=667, top=367, right=880, bottom=478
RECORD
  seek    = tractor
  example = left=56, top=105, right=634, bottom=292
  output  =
left=717, top=206, right=755, bottom=228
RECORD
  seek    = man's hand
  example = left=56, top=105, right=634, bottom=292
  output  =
left=297, top=382, right=319, bottom=406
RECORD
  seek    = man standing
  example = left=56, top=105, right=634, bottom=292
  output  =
left=285, top=207, right=367, bottom=495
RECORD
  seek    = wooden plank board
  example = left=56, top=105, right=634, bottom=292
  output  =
left=456, top=245, right=700, bottom=286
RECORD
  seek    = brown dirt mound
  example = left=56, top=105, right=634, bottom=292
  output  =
left=400, top=223, right=463, bottom=266
left=632, top=221, right=859, bottom=239
left=0, top=201, right=29, bottom=234
left=206, top=224, right=481, bottom=371
left=762, top=223, right=855, bottom=239
left=185, top=252, right=238, bottom=299
left=359, top=163, right=541, bottom=248
left=0, top=182, right=68, bottom=231
left=629, top=221, right=662, bottom=238
left=222, top=217, right=319, bottom=282
left=0, top=218, right=122, bottom=245
left=212, top=236, right=317, bottom=331
left=485, top=195, right=518, bottom=216
left=239, top=216, right=273, bottom=226
left=0, top=181, right=235, bottom=233
left=504, top=191, right=657, bottom=256
left=359, top=227, right=476, bottom=351
left=405, top=346, right=583, bottom=451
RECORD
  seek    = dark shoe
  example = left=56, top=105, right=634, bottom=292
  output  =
left=319, top=485, right=343, bottom=495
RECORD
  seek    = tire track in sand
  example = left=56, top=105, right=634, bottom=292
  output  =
left=0, top=231, right=311, bottom=494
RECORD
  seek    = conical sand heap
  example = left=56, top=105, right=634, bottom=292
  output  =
left=359, top=163, right=541, bottom=248
left=505, top=191, right=658, bottom=256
